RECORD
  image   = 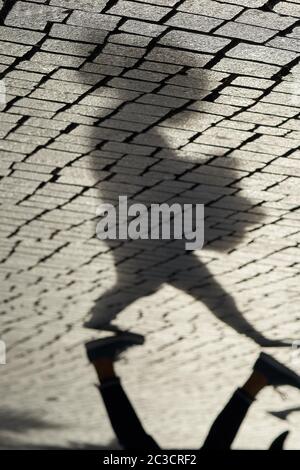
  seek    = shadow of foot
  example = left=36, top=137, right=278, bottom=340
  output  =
left=269, top=406, right=300, bottom=421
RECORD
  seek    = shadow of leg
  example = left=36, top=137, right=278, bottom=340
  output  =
left=85, top=277, right=160, bottom=329
left=169, top=253, right=292, bottom=347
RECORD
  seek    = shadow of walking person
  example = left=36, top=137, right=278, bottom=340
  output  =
left=76, top=2, right=290, bottom=347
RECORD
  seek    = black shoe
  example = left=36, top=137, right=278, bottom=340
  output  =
left=254, top=352, right=300, bottom=389
left=269, top=431, right=289, bottom=450
left=85, top=332, right=145, bottom=363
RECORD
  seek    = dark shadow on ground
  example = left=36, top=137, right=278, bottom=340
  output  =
left=75, top=2, right=289, bottom=348
left=0, top=407, right=61, bottom=433
left=0, top=406, right=60, bottom=448
left=0, top=407, right=119, bottom=449
left=0, top=438, right=119, bottom=450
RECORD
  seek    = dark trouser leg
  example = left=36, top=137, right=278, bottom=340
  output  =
left=99, top=377, right=160, bottom=450
left=202, top=388, right=254, bottom=449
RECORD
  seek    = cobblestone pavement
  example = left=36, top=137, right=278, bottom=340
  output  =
left=1, top=0, right=300, bottom=449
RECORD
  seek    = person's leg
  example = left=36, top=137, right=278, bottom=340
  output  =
left=85, top=279, right=160, bottom=330
left=84, top=288, right=141, bottom=330
left=202, top=370, right=267, bottom=449
left=86, top=334, right=159, bottom=450
left=94, top=358, right=159, bottom=450
left=202, top=352, right=300, bottom=450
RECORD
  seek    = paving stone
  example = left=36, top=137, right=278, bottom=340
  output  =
left=27, top=149, right=81, bottom=167
left=231, top=76, right=274, bottom=89
left=0, top=56, right=15, bottom=65
left=231, top=111, right=286, bottom=126
left=16, top=61, right=57, bottom=74
left=42, top=79, right=92, bottom=94
left=50, top=0, right=108, bottom=11
left=0, top=26, right=45, bottom=44
left=236, top=9, right=297, bottom=31
left=212, top=58, right=279, bottom=78
left=67, top=10, right=120, bottom=30
left=108, top=77, right=157, bottom=92
left=5, top=2, right=70, bottom=30
left=268, top=36, right=300, bottom=53
left=262, top=91, right=300, bottom=108
left=220, top=0, right=265, bottom=6
left=0, top=41, right=32, bottom=57
left=218, top=22, right=276, bottom=43
left=31, top=52, right=85, bottom=67
left=159, top=31, right=231, bottom=53
left=146, top=47, right=212, bottom=67
left=178, top=0, right=243, bottom=20
left=226, top=44, right=298, bottom=65
left=108, top=0, right=171, bottom=21
left=119, top=20, right=167, bottom=37
left=166, top=12, right=223, bottom=32
left=250, top=101, right=299, bottom=117
left=109, top=33, right=151, bottom=48
left=103, top=42, right=146, bottom=58
left=41, top=39, right=96, bottom=57
left=29, top=88, right=81, bottom=104
left=220, top=85, right=263, bottom=98
left=50, top=23, right=107, bottom=44
left=274, top=1, right=300, bottom=18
